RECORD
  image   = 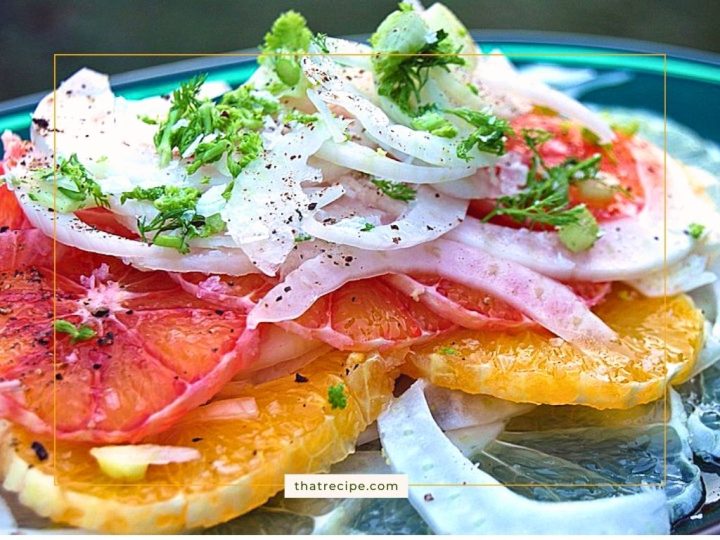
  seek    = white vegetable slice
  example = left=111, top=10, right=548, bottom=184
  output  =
left=383, top=273, right=532, bottom=330
left=473, top=51, right=615, bottom=143
left=377, top=380, right=670, bottom=535
left=248, top=238, right=616, bottom=349
left=449, top=141, right=712, bottom=281
left=324, top=37, right=373, bottom=69
left=431, top=151, right=527, bottom=199
left=301, top=186, right=467, bottom=250
left=15, top=191, right=258, bottom=276
left=315, top=140, right=476, bottom=184
left=317, top=88, right=493, bottom=168
left=425, top=385, right=534, bottom=431
left=302, top=56, right=495, bottom=168
left=307, top=89, right=348, bottom=143
left=626, top=253, right=717, bottom=297
left=90, top=444, right=200, bottom=482
left=221, top=122, right=330, bottom=275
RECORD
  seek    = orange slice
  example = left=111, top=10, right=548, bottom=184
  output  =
left=0, top=350, right=395, bottom=533
left=406, top=286, right=704, bottom=409
left=174, top=273, right=454, bottom=351
left=0, top=235, right=261, bottom=443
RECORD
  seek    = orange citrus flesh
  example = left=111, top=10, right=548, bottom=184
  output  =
left=406, top=286, right=705, bottom=409
left=0, top=350, right=395, bottom=533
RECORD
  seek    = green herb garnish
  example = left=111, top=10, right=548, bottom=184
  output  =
left=121, top=185, right=223, bottom=254
left=153, top=76, right=270, bottom=176
left=360, top=222, right=376, bottom=232
left=445, top=107, right=511, bottom=159
left=328, top=383, right=348, bottom=410
left=483, top=128, right=602, bottom=252
left=54, top=319, right=96, bottom=344
left=370, top=6, right=464, bottom=113
left=687, top=223, right=705, bottom=239
left=311, top=32, right=330, bottom=54
left=137, top=114, right=158, bottom=125
left=39, top=154, right=108, bottom=209
left=371, top=179, right=416, bottom=201
left=438, top=346, right=459, bottom=356
left=284, top=109, right=318, bottom=125
left=294, top=233, right=313, bottom=243
left=259, top=11, right=313, bottom=87
left=410, top=106, right=457, bottom=138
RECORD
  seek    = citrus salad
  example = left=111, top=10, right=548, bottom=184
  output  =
left=0, top=1, right=719, bottom=534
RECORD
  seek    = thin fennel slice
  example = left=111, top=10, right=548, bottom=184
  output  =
left=301, top=56, right=495, bottom=168
left=247, top=239, right=616, bottom=349
left=14, top=190, right=258, bottom=276
left=221, top=122, right=330, bottom=275
left=300, top=186, right=467, bottom=250
left=377, top=380, right=670, bottom=534
left=314, top=139, right=476, bottom=184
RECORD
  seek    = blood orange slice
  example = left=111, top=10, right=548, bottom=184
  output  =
left=469, top=112, right=645, bottom=226
left=0, top=185, right=31, bottom=230
left=0, top=233, right=260, bottom=443
left=174, top=273, right=455, bottom=351
left=384, top=274, right=610, bottom=331
left=282, top=278, right=454, bottom=351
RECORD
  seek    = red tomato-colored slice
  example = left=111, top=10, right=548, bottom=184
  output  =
left=0, top=234, right=260, bottom=443
left=470, top=113, right=645, bottom=226
left=384, top=274, right=610, bottom=331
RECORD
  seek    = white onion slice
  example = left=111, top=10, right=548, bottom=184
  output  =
left=315, top=140, right=476, bottom=184
left=301, top=186, right=467, bottom=250
left=473, top=51, right=615, bottom=144
left=449, top=142, right=709, bottom=281
left=248, top=239, right=616, bottom=349
left=377, top=380, right=670, bottom=535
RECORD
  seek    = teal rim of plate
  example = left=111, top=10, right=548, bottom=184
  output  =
left=1, top=43, right=719, bottom=134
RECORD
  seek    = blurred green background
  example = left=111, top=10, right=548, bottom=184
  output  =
left=1, top=0, right=718, bottom=102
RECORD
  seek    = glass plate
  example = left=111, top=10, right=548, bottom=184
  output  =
left=0, top=33, right=719, bottom=535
